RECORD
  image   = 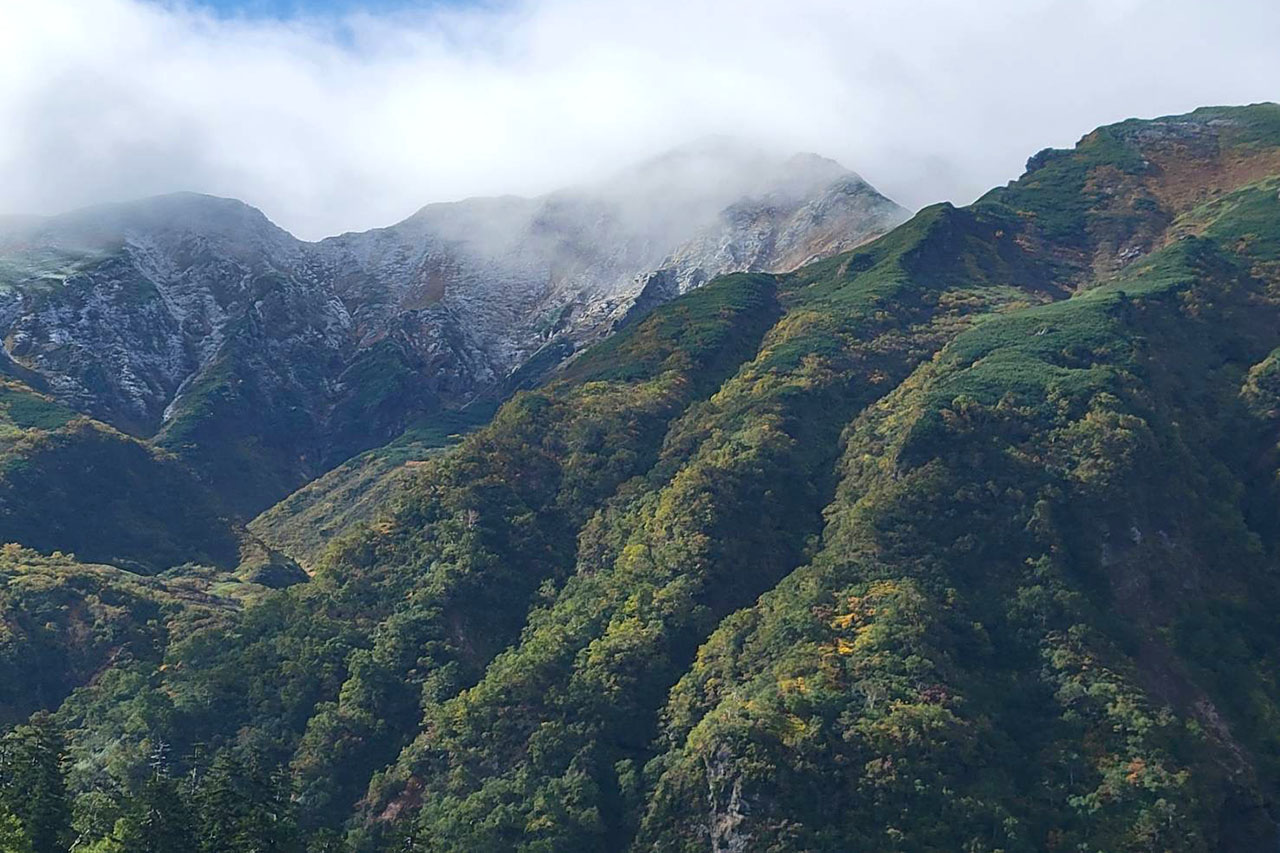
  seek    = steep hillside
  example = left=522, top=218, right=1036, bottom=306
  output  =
left=5, top=104, right=1280, bottom=852
left=0, top=546, right=269, bottom=727
left=247, top=429, right=465, bottom=572
left=0, top=377, right=238, bottom=571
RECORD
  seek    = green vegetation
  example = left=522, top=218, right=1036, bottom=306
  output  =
left=0, top=383, right=75, bottom=435
left=0, top=712, right=301, bottom=853
left=0, top=545, right=269, bottom=726
left=248, top=437, right=447, bottom=571
left=0, top=248, right=109, bottom=298
left=4, top=104, right=1280, bottom=851
left=0, top=380, right=240, bottom=571
left=0, top=713, right=70, bottom=853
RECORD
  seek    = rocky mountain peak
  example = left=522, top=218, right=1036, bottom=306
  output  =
left=0, top=142, right=907, bottom=513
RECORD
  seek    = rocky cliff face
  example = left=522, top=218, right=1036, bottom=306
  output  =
left=0, top=142, right=906, bottom=512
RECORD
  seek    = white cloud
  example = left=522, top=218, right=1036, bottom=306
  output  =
left=1, top=0, right=1277, bottom=239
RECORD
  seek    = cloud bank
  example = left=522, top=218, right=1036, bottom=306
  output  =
left=1, top=0, right=1278, bottom=239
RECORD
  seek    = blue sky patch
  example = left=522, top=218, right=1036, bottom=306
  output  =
left=189, top=0, right=462, bottom=18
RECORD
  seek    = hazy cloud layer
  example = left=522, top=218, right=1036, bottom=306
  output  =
left=2, top=0, right=1278, bottom=239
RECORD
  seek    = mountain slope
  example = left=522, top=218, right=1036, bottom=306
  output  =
left=246, top=430, right=461, bottom=572
left=0, top=545, right=270, bottom=727
left=7, top=104, right=1280, bottom=852
left=0, top=377, right=238, bottom=571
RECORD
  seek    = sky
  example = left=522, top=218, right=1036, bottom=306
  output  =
left=196, top=0, right=446, bottom=16
left=1, top=0, right=1278, bottom=240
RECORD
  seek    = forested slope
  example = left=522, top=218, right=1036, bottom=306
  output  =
left=0, top=378, right=239, bottom=572
left=4, top=104, right=1280, bottom=852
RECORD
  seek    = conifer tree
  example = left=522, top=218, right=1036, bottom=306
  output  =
left=117, top=746, right=197, bottom=853
left=0, top=713, right=71, bottom=853
left=196, top=751, right=300, bottom=853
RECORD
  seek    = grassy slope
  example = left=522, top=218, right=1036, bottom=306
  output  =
left=248, top=410, right=495, bottom=571
left=248, top=442, right=435, bottom=572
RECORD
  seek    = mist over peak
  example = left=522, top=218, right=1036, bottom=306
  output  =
left=5, top=137, right=879, bottom=253
left=3, top=0, right=1278, bottom=239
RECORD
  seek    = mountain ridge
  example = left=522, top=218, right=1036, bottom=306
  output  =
left=0, top=143, right=906, bottom=518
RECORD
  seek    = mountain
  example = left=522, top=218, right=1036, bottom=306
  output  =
left=6, top=104, right=1280, bottom=852
left=0, top=144, right=906, bottom=517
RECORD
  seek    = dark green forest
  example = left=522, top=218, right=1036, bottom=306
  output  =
left=5, top=104, right=1280, bottom=851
